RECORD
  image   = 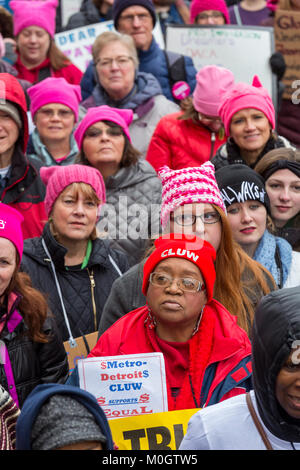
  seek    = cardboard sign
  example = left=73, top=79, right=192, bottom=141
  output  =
left=78, top=353, right=168, bottom=419
left=63, top=331, right=98, bottom=374
left=109, top=408, right=200, bottom=450
left=165, top=24, right=276, bottom=103
left=274, top=9, right=300, bottom=100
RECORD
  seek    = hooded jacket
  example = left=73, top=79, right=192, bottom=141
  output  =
left=252, top=286, right=300, bottom=443
left=64, top=0, right=113, bottom=30
left=0, top=73, right=47, bottom=239
left=27, top=128, right=78, bottom=167
left=15, top=383, right=114, bottom=450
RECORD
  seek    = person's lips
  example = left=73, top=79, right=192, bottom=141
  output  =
left=240, top=226, right=256, bottom=234
left=287, top=394, right=300, bottom=410
left=275, top=206, right=292, bottom=213
left=161, top=300, right=183, bottom=310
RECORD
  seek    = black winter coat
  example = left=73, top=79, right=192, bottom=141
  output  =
left=21, top=224, right=130, bottom=342
left=0, top=293, right=69, bottom=408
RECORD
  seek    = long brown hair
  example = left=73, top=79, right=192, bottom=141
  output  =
left=7, top=257, right=49, bottom=343
left=48, top=40, right=72, bottom=70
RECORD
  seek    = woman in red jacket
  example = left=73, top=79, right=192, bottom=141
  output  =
left=146, top=65, right=234, bottom=172
left=89, top=234, right=252, bottom=411
left=10, top=0, right=83, bottom=86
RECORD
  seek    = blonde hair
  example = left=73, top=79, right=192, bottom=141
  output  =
left=92, top=31, right=139, bottom=68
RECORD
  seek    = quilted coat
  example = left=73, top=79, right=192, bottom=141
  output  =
left=97, top=159, right=162, bottom=266
left=146, top=111, right=227, bottom=172
left=20, top=224, right=130, bottom=342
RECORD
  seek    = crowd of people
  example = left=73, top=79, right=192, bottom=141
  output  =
left=0, top=0, right=299, bottom=453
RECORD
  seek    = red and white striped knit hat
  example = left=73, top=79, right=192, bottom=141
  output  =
left=158, top=162, right=226, bottom=229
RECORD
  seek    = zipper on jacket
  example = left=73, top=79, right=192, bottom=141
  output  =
left=87, top=268, right=97, bottom=330
left=209, top=132, right=216, bottom=160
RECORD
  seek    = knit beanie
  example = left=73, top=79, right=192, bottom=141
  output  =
left=0, top=102, right=22, bottom=129
left=215, top=164, right=271, bottom=213
left=31, top=394, right=107, bottom=450
left=218, top=75, right=276, bottom=137
left=190, top=0, right=230, bottom=24
left=113, top=0, right=157, bottom=29
left=192, top=65, right=235, bottom=116
left=74, top=105, right=133, bottom=150
left=10, top=0, right=58, bottom=38
left=142, top=233, right=216, bottom=302
left=27, top=78, right=82, bottom=122
left=40, top=164, right=106, bottom=217
left=0, top=203, right=24, bottom=262
left=158, top=162, right=227, bottom=229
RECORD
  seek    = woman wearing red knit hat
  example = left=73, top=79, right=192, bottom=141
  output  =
left=89, top=233, right=252, bottom=411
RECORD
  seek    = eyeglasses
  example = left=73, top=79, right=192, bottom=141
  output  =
left=171, top=212, right=221, bottom=226
left=149, top=272, right=205, bottom=293
left=37, top=109, right=74, bottom=119
left=197, top=12, right=224, bottom=20
left=119, top=13, right=152, bottom=23
left=96, top=56, right=133, bottom=69
left=84, top=127, right=124, bottom=139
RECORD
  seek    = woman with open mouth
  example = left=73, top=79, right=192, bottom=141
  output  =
left=216, top=163, right=300, bottom=289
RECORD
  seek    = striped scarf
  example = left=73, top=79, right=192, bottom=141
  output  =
left=0, top=385, right=20, bottom=450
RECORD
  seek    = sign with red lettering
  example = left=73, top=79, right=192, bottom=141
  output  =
left=274, top=9, right=300, bottom=99
left=77, top=353, right=168, bottom=419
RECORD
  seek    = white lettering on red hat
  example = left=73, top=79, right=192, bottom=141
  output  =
left=161, top=248, right=199, bottom=262
left=0, top=219, right=6, bottom=229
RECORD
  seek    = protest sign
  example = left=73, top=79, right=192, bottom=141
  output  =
left=78, top=353, right=168, bottom=419
left=165, top=25, right=276, bottom=103
left=274, top=9, right=300, bottom=100
left=109, top=408, right=200, bottom=450
left=63, top=331, right=98, bottom=374
left=55, top=20, right=165, bottom=73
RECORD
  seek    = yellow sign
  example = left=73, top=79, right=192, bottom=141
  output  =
left=109, top=408, right=200, bottom=450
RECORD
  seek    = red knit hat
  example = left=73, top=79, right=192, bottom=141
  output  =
left=190, top=0, right=230, bottom=24
left=142, top=234, right=216, bottom=302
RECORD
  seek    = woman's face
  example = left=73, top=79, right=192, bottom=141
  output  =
left=146, top=257, right=207, bottom=338
left=226, top=200, right=267, bottom=253
left=17, top=26, right=50, bottom=66
left=0, top=238, right=17, bottom=299
left=230, top=108, right=271, bottom=156
left=265, top=169, right=300, bottom=228
left=275, top=345, right=300, bottom=420
left=35, top=104, right=75, bottom=143
left=51, top=186, right=98, bottom=245
left=95, top=41, right=135, bottom=101
left=169, top=203, right=222, bottom=251
left=82, top=121, right=125, bottom=175
left=195, top=10, right=225, bottom=25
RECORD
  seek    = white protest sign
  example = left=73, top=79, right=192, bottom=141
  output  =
left=78, top=353, right=168, bottom=420
left=165, top=25, right=276, bottom=104
left=55, top=20, right=165, bottom=73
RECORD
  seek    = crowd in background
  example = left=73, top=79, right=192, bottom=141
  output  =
left=0, top=0, right=299, bottom=452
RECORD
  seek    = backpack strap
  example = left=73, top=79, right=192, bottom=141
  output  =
left=246, top=392, right=273, bottom=450
left=37, top=65, right=52, bottom=83
left=233, top=5, right=243, bottom=25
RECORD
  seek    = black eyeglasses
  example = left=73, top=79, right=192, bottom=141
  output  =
left=149, top=272, right=205, bottom=293
left=171, top=212, right=221, bottom=226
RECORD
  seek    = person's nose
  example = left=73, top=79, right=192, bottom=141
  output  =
left=165, top=278, right=182, bottom=294
left=244, top=118, right=256, bottom=131
left=278, top=187, right=291, bottom=202
left=193, top=217, right=205, bottom=238
left=73, top=200, right=85, bottom=215
left=241, top=207, right=253, bottom=223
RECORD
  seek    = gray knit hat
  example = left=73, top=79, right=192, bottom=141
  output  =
left=0, top=102, right=22, bottom=129
left=31, top=394, right=107, bottom=450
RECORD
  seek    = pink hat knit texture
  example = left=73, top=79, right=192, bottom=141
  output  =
left=40, top=164, right=106, bottom=216
left=218, top=75, right=276, bottom=137
left=10, top=0, right=58, bottom=38
left=192, top=65, right=235, bottom=116
left=74, top=106, right=133, bottom=150
left=0, top=203, right=24, bottom=262
left=158, top=162, right=227, bottom=229
left=190, top=0, right=230, bottom=23
left=28, top=78, right=82, bottom=122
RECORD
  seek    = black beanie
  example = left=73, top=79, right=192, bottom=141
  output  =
left=215, top=164, right=271, bottom=213
left=113, top=0, right=157, bottom=29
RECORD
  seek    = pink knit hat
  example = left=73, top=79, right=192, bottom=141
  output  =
left=158, top=162, right=227, bottom=229
left=74, top=106, right=133, bottom=150
left=192, top=65, right=235, bottom=116
left=10, top=0, right=58, bottom=38
left=218, top=75, right=276, bottom=137
left=0, top=203, right=24, bottom=263
left=190, top=0, right=230, bottom=24
left=28, top=78, right=82, bottom=122
left=40, top=164, right=106, bottom=216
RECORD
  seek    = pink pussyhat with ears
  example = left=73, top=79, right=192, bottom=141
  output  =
left=0, top=203, right=24, bottom=263
left=190, top=0, right=230, bottom=24
left=218, top=75, right=276, bottom=137
left=74, top=105, right=133, bottom=150
left=10, top=0, right=58, bottom=38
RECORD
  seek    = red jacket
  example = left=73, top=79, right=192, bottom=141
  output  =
left=90, top=302, right=252, bottom=411
left=146, top=112, right=226, bottom=172
left=15, top=56, right=83, bottom=85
